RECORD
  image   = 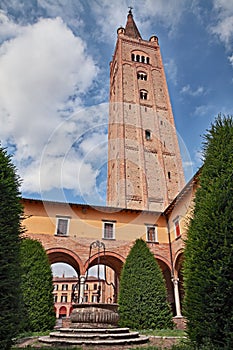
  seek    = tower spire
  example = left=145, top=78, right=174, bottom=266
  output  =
left=124, top=8, right=141, bottom=39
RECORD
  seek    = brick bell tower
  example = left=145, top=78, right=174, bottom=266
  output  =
left=107, top=9, right=185, bottom=211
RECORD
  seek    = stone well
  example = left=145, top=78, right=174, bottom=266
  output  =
left=70, top=302, right=119, bottom=328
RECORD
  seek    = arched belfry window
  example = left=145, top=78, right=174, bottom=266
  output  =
left=140, top=89, right=148, bottom=100
left=131, top=52, right=150, bottom=64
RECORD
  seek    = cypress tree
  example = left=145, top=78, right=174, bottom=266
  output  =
left=20, top=238, right=56, bottom=332
left=118, top=238, right=173, bottom=329
left=184, top=115, right=233, bottom=349
left=0, top=146, right=23, bottom=350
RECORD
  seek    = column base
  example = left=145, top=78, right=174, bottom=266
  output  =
left=172, top=316, right=186, bottom=330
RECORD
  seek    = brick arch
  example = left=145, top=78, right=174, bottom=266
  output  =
left=154, top=254, right=172, bottom=272
left=84, top=251, right=125, bottom=303
left=156, top=257, right=174, bottom=313
left=173, top=249, right=184, bottom=278
left=46, top=248, right=85, bottom=275
left=58, top=306, right=67, bottom=318
left=84, top=251, right=125, bottom=278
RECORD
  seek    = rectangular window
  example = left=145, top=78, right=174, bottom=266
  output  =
left=85, top=283, right=88, bottom=290
left=92, top=295, right=98, bottom=302
left=55, top=216, right=70, bottom=236
left=93, top=283, right=97, bottom=290
left=103, top=221, right=115, bottom=240
left=146, top=225, right=158, bottom=242
left=84, top=295, right=88, bottom=302
left=53, top=284, right=59, bottom=291
left=62, top=284, right=68, bottom=291
left=61, top=295, right=67, bottom=303
left=174, top=217, right=181, bottom=238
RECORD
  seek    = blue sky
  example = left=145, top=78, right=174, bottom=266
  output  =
left=0, top=0, right=233, bottom=207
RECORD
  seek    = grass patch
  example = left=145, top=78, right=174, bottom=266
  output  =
left=14, top=330, right=51, bottom=339
left=13, top=348, right=83, bottom=350
left=138, top=328, right=186, bottom=337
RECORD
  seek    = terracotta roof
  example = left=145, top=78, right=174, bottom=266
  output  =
left=124, top=9, right=141, bottom=39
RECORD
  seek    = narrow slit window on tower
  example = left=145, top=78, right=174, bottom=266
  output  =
left=168, top=171, right=171, bottom=180
left=141, top=55, right=145, bottom=63
left=131, top=53, right=135, bottom=61
left=136, top=54, right=140, bottom=62
left=145, top=129, right=151, bottom=140
left=146, top=57, right=150, bottom=64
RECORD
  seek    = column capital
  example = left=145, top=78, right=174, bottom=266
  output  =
left=79, top=275, right=86, bottom=282
left=172, top=277, right=179, bottom=284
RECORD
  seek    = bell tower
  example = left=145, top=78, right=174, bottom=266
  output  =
left=107, top=10, right=185, bottom=211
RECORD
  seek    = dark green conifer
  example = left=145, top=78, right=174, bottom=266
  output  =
left=184, top=115, right=233, bottom=349
left=20, top=238, right=56, bottom=331
left=0, top=146, right=23, bottom=350
left=118, top=238, right=173, bottom=329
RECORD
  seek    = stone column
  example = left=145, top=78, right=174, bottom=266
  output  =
left=79, top=275, right=86, bottom=303
left=172, top=278, right=182, bottom=317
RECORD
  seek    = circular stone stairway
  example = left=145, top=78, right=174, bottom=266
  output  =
left=39, top=327, right=149, bottom=347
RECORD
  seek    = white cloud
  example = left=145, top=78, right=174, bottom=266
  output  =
left=91, top=0, right=128, bottom=42
left=164, top=58, right=178, bottom=85
left=210, top=0, right=233, bottom=50
left=194, top=104, right=214, bottom=117
left=139, top=0, right=188, bottom=30
left=229, top=54, right=233, bottom=66
left=91, top=0, right=188, bottom=42
left=194, top=149, right=203, bottom=167
left=0, top=10, right=23, bottom=42
left=180, top=84, right=205, bottom=97
left=24, top=103, right=109, bottom=199
left=0, top=16, right=102, bottom=198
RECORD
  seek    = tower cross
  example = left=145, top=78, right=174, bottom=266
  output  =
left=128, top=6, right=133, bottom=14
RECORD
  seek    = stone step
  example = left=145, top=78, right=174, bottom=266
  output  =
left=49, top=330, right=140, bottom=340
left=39, top=335, right=149, bottom=346
left=59, top=327, right=130, bottom=334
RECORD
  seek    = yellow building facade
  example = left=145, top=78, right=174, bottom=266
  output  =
left=22, top=171, right=198, bottom=324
